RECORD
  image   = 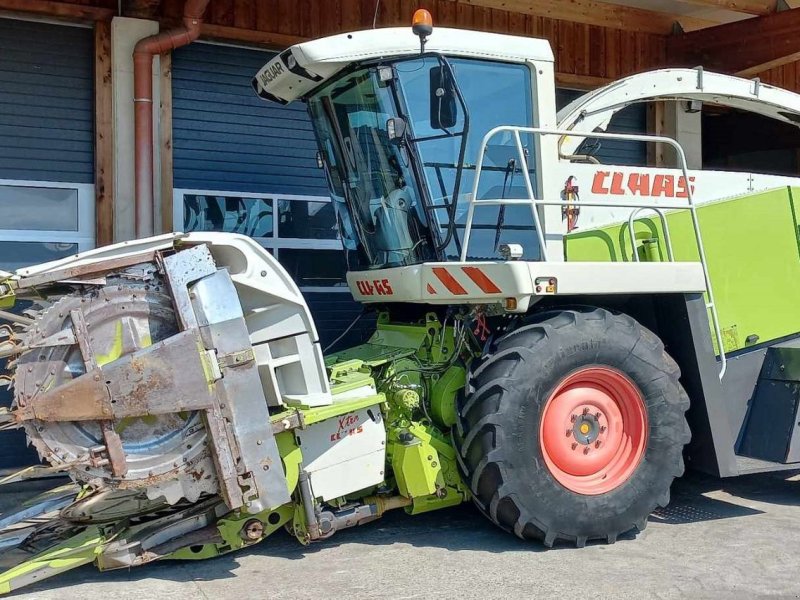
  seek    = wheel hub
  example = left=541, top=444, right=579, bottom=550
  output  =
left=540, top=367, right=648, bottom=495
left=572, top=409, right=603, bottom=446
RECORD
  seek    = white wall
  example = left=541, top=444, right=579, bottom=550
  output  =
left=111, top=17, right=160, bottom=241
left=662, top=101, right=703, bottom=170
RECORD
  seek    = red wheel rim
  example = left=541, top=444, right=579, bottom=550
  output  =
left=539, top=367, right=648, bottom=495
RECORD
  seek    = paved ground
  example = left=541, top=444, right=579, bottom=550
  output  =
left=2, top=470, right=800, bottom=599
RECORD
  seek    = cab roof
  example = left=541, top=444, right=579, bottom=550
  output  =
left=253, top=26, right=554, bottom=104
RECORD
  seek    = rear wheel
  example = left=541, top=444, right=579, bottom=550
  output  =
left=454, top=308, right=690, bottom=547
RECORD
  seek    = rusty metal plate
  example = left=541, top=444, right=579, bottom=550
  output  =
left=14, top=283, right=218, bottom=505
left=18, top=330, right=216, bottom=422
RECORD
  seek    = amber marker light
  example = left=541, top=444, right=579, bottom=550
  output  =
left=412, top=8, right=433, bottom=52
left=412, top=8, right=433, bottom=36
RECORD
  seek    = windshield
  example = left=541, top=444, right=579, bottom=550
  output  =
left=307, top=69, right=435, bottom=270
left=395, top=57, right=539, bottom=260
left=307, top=56, right=539, bottom=271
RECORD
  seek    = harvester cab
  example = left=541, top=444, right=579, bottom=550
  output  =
left=1, top=10, right=800, bottom=595
left=253, top=11, right=709, bottom=316
left=254, top=13, right=560, bottom=264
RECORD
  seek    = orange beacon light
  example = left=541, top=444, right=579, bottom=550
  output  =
left=412, top=9, right=433, bottom=51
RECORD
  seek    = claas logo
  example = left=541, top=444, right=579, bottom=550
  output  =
left=592, top=171, right=696, bottom=197
left=355, top=279, right=394, bottom=296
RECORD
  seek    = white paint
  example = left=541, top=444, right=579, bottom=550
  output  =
left=12, top=230, right=334, bottom=408
left=254, top=27, right=554, bottom=103
left=347, top=259, right=706, bottom=313
left=111, top=17, right=160, bottom=242
left=553, top=163, right=800, bottom=230
left=661, top=101, right=702, bottom=169
left=557, top=68, right=800, bottom=156
left=295, top=405, right=386, bottom=502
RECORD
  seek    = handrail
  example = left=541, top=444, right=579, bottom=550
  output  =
left=461, top=126, right=727, bottom=380
left=627, top=207, right=675, bottom=262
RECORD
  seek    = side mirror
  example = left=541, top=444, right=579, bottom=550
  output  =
left=429, top=66, right=457, bottom=130
left=386, top=117, right=408, bottom=144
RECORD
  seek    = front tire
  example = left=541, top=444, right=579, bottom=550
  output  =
left=454, top=308, right=690, bottom=547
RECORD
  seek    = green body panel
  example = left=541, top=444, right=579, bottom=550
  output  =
left=0, top=526, right=106, bottom=594
left=391, top=430, right=442, bottom=498
left=328, top=312, right=470, bottom=515
left=430, top=365, right=466, bottom=428
left=564, top=187, right=800, bottom=352
left=167, top=504, right=295, bottom=561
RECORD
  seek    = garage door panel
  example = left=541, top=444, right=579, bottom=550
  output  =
left=0, top=19, right=93, bottom=184
left=172, top=42, right=327, bottom=196
left=0, top=18, right=93, bottom=469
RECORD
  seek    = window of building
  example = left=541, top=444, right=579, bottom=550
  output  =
left=0, top=180, right=95, bottom=272
left=175, top=189, right=347, bottom=292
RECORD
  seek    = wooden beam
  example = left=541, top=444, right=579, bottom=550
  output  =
left=445, top=0, right=716, bottom=35
left=555, top=72, right=613, bottom=89
left=160, top=52, right=174, bottom=235
left=94, top=20, right=114, bottom=247
left=122, top=0, right=161, bottom=19
left=668, top=7, right=800, bottom=75
left=647, top=101, right=668, bottom=167
left=0, top=0, right=115, bottom=21
left=664, top=0, right=776, bottom=16
left=200, top=23, right=306, bottom=49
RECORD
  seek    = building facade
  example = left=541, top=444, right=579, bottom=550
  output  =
left=0, top=0, right=798, bottom=469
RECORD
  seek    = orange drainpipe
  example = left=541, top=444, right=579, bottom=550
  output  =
left=133, top=0, right=210, bottom=238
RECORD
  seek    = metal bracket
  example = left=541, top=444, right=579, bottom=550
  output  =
left=270, top=409, right=306, bottom=435
left=217, top=348, right=255, bottom=369
left=71, top=308, right=127, bottom=478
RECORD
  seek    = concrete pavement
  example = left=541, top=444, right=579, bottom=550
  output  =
left=2, top=470, right=800, bottom=599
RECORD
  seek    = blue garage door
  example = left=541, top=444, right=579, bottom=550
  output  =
left=172, top=42, right=327, bottom=195
left=172, top=42, right=372, bottom=350
left=0, top=18, right=94, bottom=470
left=0, top=19, right=93, bottom=182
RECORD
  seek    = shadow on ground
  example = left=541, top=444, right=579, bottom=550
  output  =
left=3, top=469, right=798, bottom=597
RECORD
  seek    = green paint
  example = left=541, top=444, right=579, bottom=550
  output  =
left=167, top=503, right=295, bottom=561
left=298, top=393, right=385, bottom=426
left=0, top=526, right=106, bottom=594
left=430, top=364, right=465, bottom=428
left=391, top=430, right=442, bottom=498
left=565, top=187, right=800, bottom=352
left=275, top=431, right=301, bottom=495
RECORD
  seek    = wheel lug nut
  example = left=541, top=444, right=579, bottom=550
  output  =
left=566, top=429, right=572, bottom=437
left=595, top=440, right=602, bottom=448
left=600, top=426, right=606, bottom=433
left=582, top=407, right=589, bottom=415
left=570, top=414, right=577, bottom=423
left=595, top=412, right=601, bottom=420
left=571, top=443, right=578, bottom=450
left=583, top=447, right=590, bottom=454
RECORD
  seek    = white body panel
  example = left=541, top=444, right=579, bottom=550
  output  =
left=253, top=27, right=554, bottom=103
left=552, top=68, right=800, bottom=230
left=12, top=231, right=334, bottom=408
left=557, top=68, right=800, bottom=156
left=554, top=163, right=800, bottom=231
left=295, top=406, right=386, bottom=501
left=348, top=261, right=707, bottom=312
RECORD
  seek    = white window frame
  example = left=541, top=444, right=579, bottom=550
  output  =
left=173, top=187, right=350, bottom=293
left=0, top=178, right=95, bottom=263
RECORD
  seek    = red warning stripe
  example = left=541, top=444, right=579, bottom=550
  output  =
left=432, top=267, right=467, bottom=295
left=462, top=266, right=502, bottom=294
left=426, top=283, right=437, bottom=295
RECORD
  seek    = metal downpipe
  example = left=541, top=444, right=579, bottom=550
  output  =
left=132, top=0, right=209, bottom=238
